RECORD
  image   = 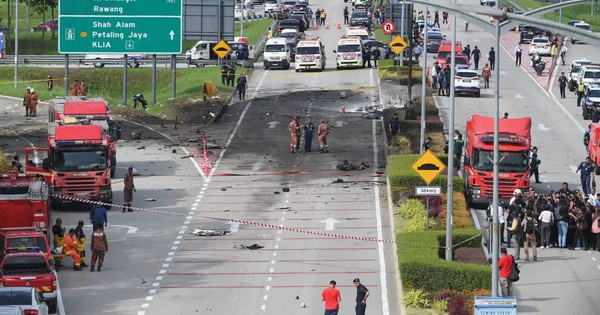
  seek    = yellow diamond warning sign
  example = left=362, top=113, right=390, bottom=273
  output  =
left=411, top=150, right=446, bottom=185
left=389, top=35, right=408, bottom=55
left=212, top=40, right=231, bottom=59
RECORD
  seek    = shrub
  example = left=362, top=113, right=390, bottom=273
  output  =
left=400, top=199, right=426, bottom=219
left=391, top=135, right=413, bottom=154
left=404, top=216, right=438, bottom=232
left=439, top=192, right=474, bottom=229
left=417, top=196, right=443, bottom=218
left=0, top=149, right=10, bottom=173
left=403, top=288, right=430, bottom=308
left=448, top=295, right=470, bottom=315
left=388, top=154, right=466, bottom=195
left=431, top=299, right=449, bottom=314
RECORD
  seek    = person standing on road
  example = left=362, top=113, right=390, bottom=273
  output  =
left=560, top=45, right=568, bottom=65
left=498, top=247, right=515, bottom=296
left=538, top=204, right=554, bottom=248
left=363, top=48, right=372, bottom=68
left=556, top=198, right=570, bottom=248
left=443, top=65, right=451, bottom=97
left=576, top=157, right=595, bottom=196
left=437, top=69, right=445, bottom=96
left=315, top=8, right=321, bottom=26
left=288, top=116, right=300, bottom=153
left=591, top=208, right=600, bottom=251
left=343, top=7, right=349, bottom=25
left=482, top=64, right=491, bottom=89
left=23, top=87, right=31, bottom=117
left=47, top=75, right=54, bottom=91
left=389, top=112, right=400, bottom=142
left=514, top=42, right=523, bottom=66
left=488, top=47, right=496, bottom=70
left=558, top=72, right=567, bottom=99
left=442, top=11, right=449, bottom=24
left=90, top=204, right=108, bottom=229
left=570, top=205, right=587, bottom=249
left=551, top=43, right=558, bottom=60
left=79, top=80, right=88, bottom=96
left=69, top=80, right=79, bottom=96
left=585, top=124, right=592, bottom=154
left=530, top=146, right=541, bottom=183
left=433, top=10, right=440, bottom=28
left=236, top=73, right=247, bottom=100
left=506, top=206, right=522, bottom=260
left=430, top=62, right=438, bottom=89
left=372, top=47, right=380, bottom=68
left=75, top=220, right=89, bottom=268
left=353, top=278, right=370, bottom=315
left=521, top=211, right=538, bottom=261
left=123, top=167, right=136, bottom=213
left=471, top=46, right=481, bottom=70
left=220, top=63, right=229, bottom=85
left=303, top=118, right=315, bottom=152
left=577, top=79, right=586, bottom=106
left=463, top=45, right=471, bottom=62
left=29, top=88, right=38, bottom=117
left=52, top=218, right=66, bottom=267
left=90, top=225, right=108, bottom=272
left=322, top=280, right=341, bottom=315
left=454, top=133, right=464, bottom=171
left=318, top=119, right=330, bottom=153
left=413, top=44, right=423, bottom=61
left=64, top=229, right=82, bottom=271
left=320, top=10, right=327, bottom=26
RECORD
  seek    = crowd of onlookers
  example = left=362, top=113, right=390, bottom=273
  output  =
left=490, top=183, right=600, bottom=262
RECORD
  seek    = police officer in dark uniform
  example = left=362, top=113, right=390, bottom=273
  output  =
left=227, top=62, right=236, bottom=87
left=363, top=48, right=371, bottom=68
left=221, top=63, right=229, bottom=85
left=576, top=157, right=595, bottom=196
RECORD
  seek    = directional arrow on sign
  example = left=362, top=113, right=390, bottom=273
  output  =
left=537, top=123, right=550, bottom=131
left=320, top=218, right=340, bottom=231
left=226, top=222, right=240, bottom=233
left=169, top=30, right=175, bottom=40
left=267, top=121, right=279, bottom=128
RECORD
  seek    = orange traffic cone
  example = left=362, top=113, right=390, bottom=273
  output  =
left=326, top=23, right=330, bottom=30
left=337, top=22, right=341, bottom=29
left=515, top=25, right=519, bottom=32
left=314, top=23, right=319, bottom=30
left=341, top=104, right=346, bottom=114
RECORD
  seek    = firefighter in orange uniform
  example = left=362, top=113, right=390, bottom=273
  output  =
left=79, top=80, right=88, bottom=96
left=318, top=119, right=330, bottom=153
left=69, top=80, right=79, bottom=96
left=63, top=229, right=82, bottom=271
left=288, top=116, right=300, bottom=153
left=23, top=87, right=31, bottom=117
left=29, top=88, right=39, bottom=117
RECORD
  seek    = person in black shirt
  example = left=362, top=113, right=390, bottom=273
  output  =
left=388, top=113, right=400, bottom=141
left=488, top=47, right=496, bottom=70
left=303, top=118, right=315, bottom=152
left=353, top=278, right=370, bottom=315
left=52, top=218, right=66, bottom=267
left=530, top=146, right=541, bottom=183
left=558, top=72, right=567, bottom=99
left=471, top=46, right=481, bottom=70
left=423, top=136, right=432, bottom=152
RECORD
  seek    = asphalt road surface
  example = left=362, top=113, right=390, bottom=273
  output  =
left=0, top=1, right=400, bottom=315
left=430, top=14, right=600, bottom=314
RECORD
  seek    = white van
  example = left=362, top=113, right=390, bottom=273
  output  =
left=334, top=37, right=363, bottom=69
left=295, top=37, right=326, bottom=72
left=263, top=37, right=291, bottom=70
left=345, top=26, right=370, bottom=41
left=185, top=40, right=219, bottom=62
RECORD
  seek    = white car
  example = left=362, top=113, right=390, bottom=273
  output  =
left=568, top=59, right=593, bottom=91
left=454, top=68, right=481, bottom=97
left=265, top=0, right=280, bottom=12
left=0, top=288, right=49, bottom=315
left=235, top=4, right=255, bottom=19
left=528, top=36, right=552, bottom=56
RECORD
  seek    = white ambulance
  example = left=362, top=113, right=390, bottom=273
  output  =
left=263, top=37, right=291, bottom=70
left=345, top=26, right=371, bottom=41
left=294, top=37, right=326, bottom=72
left=334, top=36, right=363, bottom=69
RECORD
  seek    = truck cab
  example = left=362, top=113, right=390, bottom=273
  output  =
left=48, top=97, right=121, bottom=178
left=25, top=124, right=113, bottom=209
left=0, top=248, right=57, bottom=313
left=464, top=115, right=531, bottom=207
left=0, top=173, right=49, bottom=236
left=0, top=229, right=53, bottom=264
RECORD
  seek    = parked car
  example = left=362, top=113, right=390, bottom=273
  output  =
left=528, top=36, right=552, bottom=56
left=422, top=32, right=445, bottom=53
left=291, top=11, right=310, bottom=27
left=277, top=19, right=301, bottom=33
left=282, top=0, right=298, bottom=11
left=571, top=22, right=592, bottom=44
left=265, top=0, right=280, bottom=12
left=350, top=10, right=372, bottom=27
left=33, top=19, right=57, bottom=32
left=519, top=25, right=543, bottom=43
left=454, top=68, right=481, bottom=97
left=0, top=286, right=49, bottom=315
left=288, top=14, right=307, bottom=32
left=568, top=59, right=593, bottom=91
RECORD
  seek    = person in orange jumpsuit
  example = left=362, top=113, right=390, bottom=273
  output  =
left=69, top=80, right=79, bottom=96
left=79, top=80, right=88, bottom=96
left=29, top=88, right=39, bottom=117
left=123, top=167, right=136, bottom=212
left=318, top=119, right=330, bottom=153
left=63, top=228, right=82, bottom=271
left=288, top=116, right=300, bottom=153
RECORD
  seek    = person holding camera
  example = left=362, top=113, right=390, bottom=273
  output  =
left=576, top=157, right=595, bottom=196
left=521, top=211, right=538, bottom=261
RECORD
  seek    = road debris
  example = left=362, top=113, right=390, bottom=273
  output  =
left=336, top=160, right=370, bottom=171
left=332, top=178, right=344, bottom=183
left=282, top=187, right=290, bottom=192
left=233, top=244, right=264, bottom=250
left=130, top=131, right=142, bottom=140
left=192, top=229, right=230, bottom=236
left=143, top=198, right=156, bottom=202
left=136, top=146, right=146, bottom=150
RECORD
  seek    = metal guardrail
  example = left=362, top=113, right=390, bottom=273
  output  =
left=0, top=55, right=194, bottom=66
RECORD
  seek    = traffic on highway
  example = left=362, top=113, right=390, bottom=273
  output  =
left=1, top=0, right=600, bottom=314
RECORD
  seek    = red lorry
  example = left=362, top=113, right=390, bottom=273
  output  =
left=464, top=114, right=532, bottom=207
left=48, top=97, right=121, bottom=178
left=25, top=124, right=113, bottom=209
left=0, top=173, right=50, bottom=233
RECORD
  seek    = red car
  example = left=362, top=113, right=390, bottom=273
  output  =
left=444, top=53, right=470, bottom=69
left=33, top=19, right=58, bottom=32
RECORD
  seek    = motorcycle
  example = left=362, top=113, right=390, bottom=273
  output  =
left=530, top=54, right=546, bottom=76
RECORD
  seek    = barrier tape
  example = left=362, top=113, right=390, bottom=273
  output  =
left=50, top=194, right=481, bottom=249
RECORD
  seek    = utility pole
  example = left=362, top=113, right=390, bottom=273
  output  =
left=491, top=0, right=502, bottom=297
left=14, top=0, right=19, bottom=89
left=420, top=3, right=428, bottom=153
left=445, top=11, right=456, bottom=262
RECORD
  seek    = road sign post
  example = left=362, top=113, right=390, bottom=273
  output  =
left=59, top=0, right=183, bottom=54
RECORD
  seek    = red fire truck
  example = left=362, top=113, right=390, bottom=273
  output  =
left=25, top=124, right=113, bottom=209
left=464, top=115, right=532, bottom=207
left=48, top=97, right=121, bottom=178
left=0, top=172, right=50, bottom=233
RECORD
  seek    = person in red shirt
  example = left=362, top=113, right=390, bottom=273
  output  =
left=322, top=280, right=341, bottom=315
left=498, top=247, right=514, bottom=296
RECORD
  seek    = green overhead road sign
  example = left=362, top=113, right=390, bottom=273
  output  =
left=58, top=0, right=182, bottom=54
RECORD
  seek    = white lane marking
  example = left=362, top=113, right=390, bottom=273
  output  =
left=592, top=257, right=597, bottom=262
left=156, top=276, right=163, bottom=281
left=162, top=264, right=170, bottom=268
left=137, top=312, right=145, bottom=315
left=372, top=119, right=390, bottom=315
left=537, top=124, right=551, bottom=131
left=320, top=218, right=341, bottom=230
left=149, top=289, right=157, bottom=294
left=145, top=296, right=154, bottom=301
left=152, top=283, right=159, bottom=287
left=263, top=295, right=268, bottom=300
left=55, top=271, right=67, bottom=315
left=266, top=286, right=271, bottom=290
left=261, top=305, right=266, bottom=311
left=159, top=270, right=167, bottom=274
left=141, top=304, right=149, bottom=308
left=597, top=265, right=600, bottom=271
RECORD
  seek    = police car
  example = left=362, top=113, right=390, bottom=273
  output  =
left=568, top=59, right=593, bottom=91
left=582, top=84, right=600, bottom=120
left=454, top=67, right=481, bottom=98
left=528, top=36, right=552, bottom=56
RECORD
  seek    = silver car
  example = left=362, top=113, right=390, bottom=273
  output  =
left=0, top=288, right=48, bottom=315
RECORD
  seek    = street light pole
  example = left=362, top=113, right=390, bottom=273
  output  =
left=445, top=12, right=456, bottom=262
left=491, top=0, right=501, bottom=297
left=14, top=0, right=19, bottom=89
left=420, top=4, right=428, bottom=153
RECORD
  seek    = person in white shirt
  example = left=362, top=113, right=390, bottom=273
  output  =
left=588, top=189, right=598, bottom=205
left=514, top=42, right=523, bottom=66
left=538, top=205, right=554, bottom=248
left=559, top=45, right=568, bottom=66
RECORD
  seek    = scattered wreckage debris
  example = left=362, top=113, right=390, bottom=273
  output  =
left=192, top=229, right=230, bottom=236
left=233, top=244, right=264, bottom=250
left=336, top=160, right=370, bottom=171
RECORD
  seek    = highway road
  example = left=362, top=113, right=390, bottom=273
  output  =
left=0, top=1, right=400, bottom=315
left=431, top=15, right=600, bottom=314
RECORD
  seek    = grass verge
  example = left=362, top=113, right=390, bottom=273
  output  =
left=508, top=0, right=600, bottom=31
left=235, top=19, right=273, bottom=45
